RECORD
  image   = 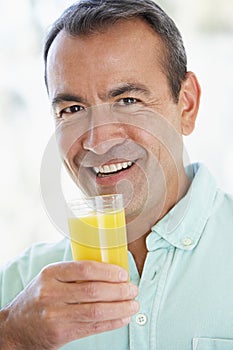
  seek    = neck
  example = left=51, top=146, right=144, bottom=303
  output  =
left=128, top=233, right=148, bottom=276
left=127, top=168, right=191, bottom=276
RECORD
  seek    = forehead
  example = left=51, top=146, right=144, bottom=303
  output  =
left=47, top=17, right=163, bottom=54
left=46, top=18, right=166, bottom=95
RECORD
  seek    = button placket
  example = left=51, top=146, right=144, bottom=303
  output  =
left=129, top=241, right=173, bottom=350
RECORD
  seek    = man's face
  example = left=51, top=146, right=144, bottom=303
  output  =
left=46, top=18, right=186, bottom=237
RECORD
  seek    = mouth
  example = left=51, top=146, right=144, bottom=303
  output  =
left=92, top=161, right=134, bottom=178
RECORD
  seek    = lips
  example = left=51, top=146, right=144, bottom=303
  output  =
left=93, top=161, right=133, bottom=177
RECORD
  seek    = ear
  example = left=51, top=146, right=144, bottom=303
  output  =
left=179, top=71, right=201, bottom=136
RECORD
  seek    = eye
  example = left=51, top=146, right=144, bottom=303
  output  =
left=118, top=97, right=139, bottom=105
left=59, top=104, right=85, bottom=118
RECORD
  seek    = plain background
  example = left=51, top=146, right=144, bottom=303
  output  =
left=0, top=0, right=232, bottom=265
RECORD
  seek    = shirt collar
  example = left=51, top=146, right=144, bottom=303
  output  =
left=147, top=163, right=218, bottom=251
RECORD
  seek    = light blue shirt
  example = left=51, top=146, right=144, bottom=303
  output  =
left=1, top=163, right=233, bottom=349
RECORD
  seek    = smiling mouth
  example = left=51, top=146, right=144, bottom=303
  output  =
left=92, top=161, right=134, bottom=177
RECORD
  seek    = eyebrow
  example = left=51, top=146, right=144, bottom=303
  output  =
left=106, top=83, right=151, bottom=99
left=51, top=82, right=151, bottom=108
left=52, top=93, right=86, bottom=107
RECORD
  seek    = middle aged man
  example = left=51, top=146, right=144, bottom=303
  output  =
left=0, top=1, right=233, bottom=350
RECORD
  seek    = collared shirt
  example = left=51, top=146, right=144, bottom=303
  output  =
left=1, top=163, right=233, bottom=350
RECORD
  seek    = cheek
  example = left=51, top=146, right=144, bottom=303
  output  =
left=121, top=107, right=182, bottom=152
left=129, top=125, right=183, bottom=184
left=126, top=126, right=160, bottom=159
left=55, top=118, right=88, bottom=163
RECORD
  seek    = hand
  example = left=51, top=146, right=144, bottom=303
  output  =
left=0, top=261, right=139, bottom=350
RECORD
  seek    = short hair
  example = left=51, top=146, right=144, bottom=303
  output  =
left=44, top=0, right=187, bottom=102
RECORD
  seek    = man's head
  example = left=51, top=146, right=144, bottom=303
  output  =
left=44, top=0, right=187, bottom=103
left=45, top=0, right=200, bottom=240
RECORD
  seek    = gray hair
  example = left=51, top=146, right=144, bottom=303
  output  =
left=44, top=0, right=187, bottom=102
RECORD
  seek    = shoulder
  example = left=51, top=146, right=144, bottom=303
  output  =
left=206, top=188, right=233, bottom=242
left=212, top=188, right=233, bottom=220
left=0, top=239, right=71, bottom=307
left=193, top=163, right=233, bottom=228
left=1, top=238, right=71, bottom=276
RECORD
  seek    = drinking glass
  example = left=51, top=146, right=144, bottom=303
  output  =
left=67, top=194, right=129, bottom=273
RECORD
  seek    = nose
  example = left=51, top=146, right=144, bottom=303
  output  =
left=82, top=105, right=127, bottom=154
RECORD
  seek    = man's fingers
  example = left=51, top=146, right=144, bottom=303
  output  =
left=65, top=300, right=140, bottom=322
left=43, top=260, right=129, bottom=283
left=58, top=281, right=138, bottom=303
left=81, top=317, right=132, bottom=336
left=59, top=317, right=132, bottom=344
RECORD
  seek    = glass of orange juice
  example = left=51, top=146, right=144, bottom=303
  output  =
left=67, top=194, right=129, bottom=274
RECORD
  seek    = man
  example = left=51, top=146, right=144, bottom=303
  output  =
left=0, top=1, right=232, bottom=349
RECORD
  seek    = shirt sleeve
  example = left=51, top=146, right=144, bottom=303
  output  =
left=0, top=238, right=71, bottom=308
left=0, top=259, right=24, bottom=308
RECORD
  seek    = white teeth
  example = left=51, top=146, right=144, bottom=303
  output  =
left=110, top=164, right=117, bottom=172
left=94, top=167, right=100, bottom=174
left=93, top=161, right=133, bottom=175
left=103, top=165, right=110, bottom=173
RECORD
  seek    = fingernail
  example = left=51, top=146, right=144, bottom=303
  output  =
left=119, top=269, right=129, bottom=281
left=122, top=317, right=131, bottom=325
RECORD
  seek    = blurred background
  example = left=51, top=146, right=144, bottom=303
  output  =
left=0, top=0, right=232, bottom=265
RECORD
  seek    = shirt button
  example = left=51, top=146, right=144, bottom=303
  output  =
left=182, top=237, right=193, bottom=246
left=135, top=313, right=147, bottom=326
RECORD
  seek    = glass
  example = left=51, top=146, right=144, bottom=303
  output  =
left=67, top=194, right=129, bottom=273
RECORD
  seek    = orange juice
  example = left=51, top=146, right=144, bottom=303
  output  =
left=68, top=209, right=129, bottom=272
